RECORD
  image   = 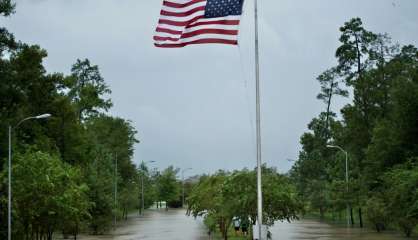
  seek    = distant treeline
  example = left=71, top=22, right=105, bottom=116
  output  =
left=290, top=18, right=418, bottom=237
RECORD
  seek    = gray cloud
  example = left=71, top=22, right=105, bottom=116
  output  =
left=4, top=0, right=418, bottom=176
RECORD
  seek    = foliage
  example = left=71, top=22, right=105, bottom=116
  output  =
left=68, top=59, right=112, bottom=121
left=3, top=150, right=91, bottom=239
left=291, top=17, right=418, bottom=237
left=0, top=4, right=144, bottom=237
left=156, top=166, right=181, bottom=209
left=365, top=196, right=389, bottom=232
left=188, top=168, right=302, bottom=240
left=383, top=161, right=418, bottom=237
left=0, top=0, right=15, bottom=16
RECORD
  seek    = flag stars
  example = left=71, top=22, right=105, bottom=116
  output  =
left=204, top=0, right=244, bottom=18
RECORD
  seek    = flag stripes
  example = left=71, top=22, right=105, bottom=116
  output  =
left=154, top=0, right=242, bottom=48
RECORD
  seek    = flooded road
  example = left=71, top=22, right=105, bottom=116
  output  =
left=270, top=219, right=412, bottom=240
left=78, top=209, right=413, bottom=240
left=78, top=209, right=207, bottom=240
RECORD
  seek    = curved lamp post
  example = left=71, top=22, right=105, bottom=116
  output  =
left=182, top=168, right=192, bottom=208
left=8, top=113, right=51, bottom=240
left=327, top=144, right=349, bottom=227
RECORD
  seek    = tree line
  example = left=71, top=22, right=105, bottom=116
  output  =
left=290, top=18, right=418, bottom=237
left=0, top=1, right=190, bottom=239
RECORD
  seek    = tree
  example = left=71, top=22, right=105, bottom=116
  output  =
left=187, top=172, right=230, bottom=239
left=68, top=59, right=112, bottom=121
left=6, top=150, right=90, bottom=240
left=316, top=67, right=348, bottom=138
left=0, top=0, right=16, bottom=54
left=383, top=161, right=418, bottom=237
left=188, top=168, right=302, bottom=240
left=156, top=166, right=180, bottom=210
left=294, top=18, right=418, bottom=235
left=84, top=148, right=114, bottom=234
left=0, top=6, right=141, bottom=236
left=138, top=163, right=157, bottom=214
left=334, top=18, right=397, bottom=228
left=336, top=17, right=377, bottom=84
left=0, top=0, right=15, bottom=16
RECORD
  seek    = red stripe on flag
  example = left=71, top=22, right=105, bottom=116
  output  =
left=161, top=6, right=205, bottom=17
left=186, top=20, right=240, bottom=28
left=181, top=29, right=238, bottom=38
left=154, top=29, right=238, bottom=42
left=158, top=15, right=204, bottom=27
left=163, top=0, right=206, bottom=9
left=156, top=27, right=183, bottom=35
left=155, top=39, right=238, bottom=48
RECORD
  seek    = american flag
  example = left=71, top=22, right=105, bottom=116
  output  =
left=154, top=0, right=244, bottom=48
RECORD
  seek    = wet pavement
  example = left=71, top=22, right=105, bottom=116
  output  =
left=77, top=209, right=413, bottom=240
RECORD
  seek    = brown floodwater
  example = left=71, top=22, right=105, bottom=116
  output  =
left=77, top=209, right=207, bottom=240
left=270, top=219, right=414, bottom=240
left=75, top=209, right=415, bottom=240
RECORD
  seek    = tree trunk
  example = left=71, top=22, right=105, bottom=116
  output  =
left=319, top=207, right=325, bottom=220
left=74, top=222, right=78, bottom=240
left=324, top=79, right=334, bottom=139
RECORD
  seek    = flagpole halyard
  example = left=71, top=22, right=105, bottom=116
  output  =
left=254, top=0, right=263, bottom=239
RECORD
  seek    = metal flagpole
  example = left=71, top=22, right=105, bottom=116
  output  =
left=254, top=0, right=263, bottom=239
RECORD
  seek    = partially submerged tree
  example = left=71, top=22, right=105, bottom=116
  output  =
left=188, top=168, right=302, bottom=240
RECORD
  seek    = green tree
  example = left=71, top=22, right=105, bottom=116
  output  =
left=383, top=161, right=418, bottom=237
left=0, top=0, right=16, bottom=54
left=188, top=168, right=302, bottom=240
left=84, top=148, right=114, bottom=234
left=316, top=67, right=348, bottom=137
left=68, top=59, right=112, bottom=121
left=187, top=172, right=230, bottom=239
left=156, top=166, right=180, bottom=210
left=6, top=150, right=90, bottom=240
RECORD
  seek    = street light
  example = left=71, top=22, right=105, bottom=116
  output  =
left=327, top=144, right=350, bottom=227
left=114, top=153, right=118, bottom=230
left=140, top=160, right=155, bottom=215
left=8, top=113, right=51, bottom=240
left=182, top=168, right=192, bottom=208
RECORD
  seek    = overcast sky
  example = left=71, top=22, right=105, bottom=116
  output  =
left=3, top=0, right=418, bottom=176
